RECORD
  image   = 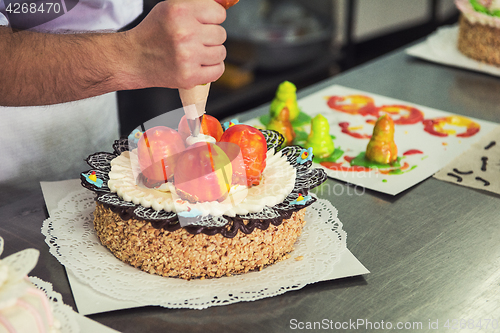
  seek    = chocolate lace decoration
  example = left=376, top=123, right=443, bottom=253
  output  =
left=81, top=130, right=327, bottom=238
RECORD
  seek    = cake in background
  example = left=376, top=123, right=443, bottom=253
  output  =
left=456, top=0, right=500, bottom=66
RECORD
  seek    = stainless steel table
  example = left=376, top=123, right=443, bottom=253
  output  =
left=2, top=46, right=500, bottom=332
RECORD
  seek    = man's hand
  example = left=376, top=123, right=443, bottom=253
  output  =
left=125, top=0, right=227, bottom=90
left=0, top=0, right=228, bottom=106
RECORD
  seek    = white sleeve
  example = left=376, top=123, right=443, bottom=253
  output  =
left=0, top=0, right=8, bottom=27
left=34, top=0, right=143, bottom=32
left=0, top=0, right=142, bottom=31
left=0, top=13, right=7, bottom=26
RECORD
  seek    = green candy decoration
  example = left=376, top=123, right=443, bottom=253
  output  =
left=305, top=114, right=335, bottom=159
left=470, top=0, right=489, bottom=13
left=270, top=81, right=300, bottom=122
left=469, top=0, right=500, bottom=16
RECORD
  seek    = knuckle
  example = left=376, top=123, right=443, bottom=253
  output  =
left=175, top=47, right=193, bottom=65
left=219, top=45, right=227, bottom=61
left=167, top=1, right=189, bottom=18
left=220, top=27, right=227, bottom=43
left=214, top=63, right=225, bottom=81
left=207, top=2, right=226, bottom=24
left=177, top=66, right=196, bottom=87
left=172, top=28, right=192, bottom=43
left=216, top=7, right=227, bottom=23
left=218, top=62, right=226, bottom=77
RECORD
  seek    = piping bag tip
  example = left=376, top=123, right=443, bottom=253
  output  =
left=179, top=83, right=211, bottom=137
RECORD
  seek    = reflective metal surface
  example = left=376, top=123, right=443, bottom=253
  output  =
left=2, top=46, right=500, bottom=332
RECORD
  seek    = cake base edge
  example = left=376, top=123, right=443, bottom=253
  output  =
left=93, top=202, right=307, bottom=280
left=457, top=14, right=500, bottom=67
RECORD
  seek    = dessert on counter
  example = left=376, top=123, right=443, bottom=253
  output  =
left=81, top=116, right=327, bottom=280
left=456, top=0, right=500, bottom=66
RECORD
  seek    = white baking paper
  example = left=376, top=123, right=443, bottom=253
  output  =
left=247, top=85, right=498, bottom=195
left=41, top=179, right=369, bottom=315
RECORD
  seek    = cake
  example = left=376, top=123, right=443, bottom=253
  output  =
left=81, top=122, right=327, bottom=280
left=0, top=237, right=60, bottom=333
left=456, top=0, right=500, bottom=66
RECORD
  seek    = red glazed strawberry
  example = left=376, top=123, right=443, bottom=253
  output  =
left=137, top=126, right=186, bottom=186
left=177, top=114, right=224, bottom=142
left=174, top=142, right=232, bottom=202
left=216, top=141, right=247, bottom=186
left=219, top=124, right=267, bottom=186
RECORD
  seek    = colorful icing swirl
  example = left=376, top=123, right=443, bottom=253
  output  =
left=422, top=115, right=480, bottom=138
left=327, top=95, right=378, bottom=116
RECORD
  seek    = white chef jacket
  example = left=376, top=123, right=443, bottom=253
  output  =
left=0, top=0, right=142, bottom=187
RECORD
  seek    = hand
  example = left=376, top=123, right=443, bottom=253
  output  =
left=126, top=0, right=227, bottom=90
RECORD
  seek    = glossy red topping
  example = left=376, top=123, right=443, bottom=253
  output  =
left=219, top=124, right=267, bottom=186
left=137, top=126, right=186, bottom=185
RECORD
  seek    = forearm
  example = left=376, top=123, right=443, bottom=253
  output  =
left=0, top=27, right=136, bottom=106
left=0, top=0, right=228, bottom=107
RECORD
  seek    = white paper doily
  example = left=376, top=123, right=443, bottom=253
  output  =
left=42, top=188, right=346, bottom=310
left=30, top=276, right=80, bottom=333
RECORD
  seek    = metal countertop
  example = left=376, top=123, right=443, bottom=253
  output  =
left=2, top=46, right=500, bottom=332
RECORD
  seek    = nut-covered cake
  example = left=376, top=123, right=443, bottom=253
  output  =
left=456, top=0, right=500, bottom=66
left=81, top=121, right=327, bottom=280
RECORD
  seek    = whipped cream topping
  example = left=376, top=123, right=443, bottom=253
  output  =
left=107, top=148, right=296, bottom=217
left=185, top=134, right=216, bottom=146
left=490, top=0, right=500, bottom=11
left=456, top=0, right=500, bottom=28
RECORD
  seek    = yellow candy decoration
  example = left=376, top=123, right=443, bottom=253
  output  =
left=267, top=107, right=296, bottom=146
left=89, top=171, right=97, bottom=182
left=365, top=115, right=398, bottom=164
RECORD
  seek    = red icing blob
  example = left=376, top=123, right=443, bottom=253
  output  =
left=338, top=122, right=372, bottom=139
left=403, top=149, right=423, bottom=156
left=320, top=162, right=371, bottom=172
left=343, top=155, right=355, bottom=163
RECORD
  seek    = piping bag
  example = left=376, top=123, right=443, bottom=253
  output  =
left=178, top=0, right=239, bottom=143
